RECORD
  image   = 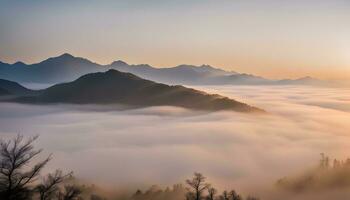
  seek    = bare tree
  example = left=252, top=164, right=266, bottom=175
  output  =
left=36, top=170, right=73, bottom=200
left=186, top=172, right=210, bottom=200
left=206, top=186, right=217, bottom=200
left=218, top=190, right=230, bottom=200
left=0, top=135, right=51, bottom=200
left=57, top=185, right=82, bottom=200
left=228, top=190, right=242, bottom=200
left=320, top=153, right=330, bottom=169
left=186, top=192, right=196, bottom=200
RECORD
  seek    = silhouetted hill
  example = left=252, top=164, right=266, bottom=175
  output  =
left=0, top=88, right=11, bottom=96
left=0, top=79, right=36, bottom=96
left=0, top=53, right=326, bottom=86
left=15, top=70, right=263, bottom=112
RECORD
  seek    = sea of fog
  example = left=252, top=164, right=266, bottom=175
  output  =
left=1, top=85, right=350, bottom=198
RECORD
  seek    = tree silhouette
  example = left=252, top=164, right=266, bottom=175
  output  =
left=218, top=190, right=230, bottom=200
left=229, top=190, right=242, bottom=200
left=0, top=135, right=261, bottom=200
left=186, top=172, right=210, bottom=200
left=320, top=153, right=329, bottom=169
left=206, top=186, right=217, bottom=200
left=0, top=135, right=82, bottom=200
left=36, top=170, right=73, bottom=200
left=0, top=135, right=51, bottom=200
left=57, top=185, right=82, bottom=200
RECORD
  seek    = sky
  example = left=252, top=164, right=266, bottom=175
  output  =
left=0, top=0, right=350, bottom=80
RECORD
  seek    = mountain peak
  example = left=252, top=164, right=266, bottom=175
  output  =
left=82, top=69, right=143, bottom=81
left=111, top=60, right=128, bottom=66
left=13, top=61, right=26, bottom=66
left=200, top=64, right=223, bottom=71
left=106, top=69, right=125, bottom=74
left=42, top=53, right=76, bottom=63
left=200, top=64, right=213, bottom=68
left=38, top=53, right=86, bottom=65
left=58, top=53, right=74, bottom=58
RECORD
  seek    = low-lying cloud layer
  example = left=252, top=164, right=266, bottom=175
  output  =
left=0, top=85, right=350, bottom=199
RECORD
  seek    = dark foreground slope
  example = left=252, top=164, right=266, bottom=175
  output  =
left=0, top=88, right=11, bottom=96
left=0, top=79, right=36, bottom=96
left=16, top=70, right=263, bottom=112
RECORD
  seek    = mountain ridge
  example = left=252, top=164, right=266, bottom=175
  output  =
left=1, top=70, right=263, bottom=113
left=0, top=53, right=324, bottom=86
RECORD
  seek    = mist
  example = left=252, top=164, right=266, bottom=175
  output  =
left=0, top=85, right=350, bottom=199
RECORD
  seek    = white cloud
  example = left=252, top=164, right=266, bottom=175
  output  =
left=0, top=85, right=349, bottom=199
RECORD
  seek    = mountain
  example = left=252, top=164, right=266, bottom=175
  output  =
left=11, top=70, right=263, bottom=113
left=110, top=62, right=235, bottom=85
left=276, top=76, right=324, bottom=85
left=0, top=53, right=324, bottom=86
left=0, top=53, right=111, bottom=83
left=0, top=79, right=36, bottom=96
left=0, top=88, right=11, bottom=96
left=111, top=63, right=328, bottom=86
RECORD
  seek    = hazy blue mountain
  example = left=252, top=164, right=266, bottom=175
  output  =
left=11, top=70, right=263, bottom=113
left=0, top=54, right=112, bottom=83
left=111, top=64, right=329, bottom=86
left=276, top=76, right=324, bottom=85
left=110, top=62, right=236, bottom=85
left=0, top=53, right=324, bottom=86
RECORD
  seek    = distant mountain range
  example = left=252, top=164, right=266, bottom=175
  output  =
left=0, top=54, right=103, bottom=83
left=0, top=53, right=326, bottom=86
left=0, top=70, right=263, bottom=113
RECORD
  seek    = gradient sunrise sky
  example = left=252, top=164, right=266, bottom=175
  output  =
left=1, top=0, right=349, bottom=80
